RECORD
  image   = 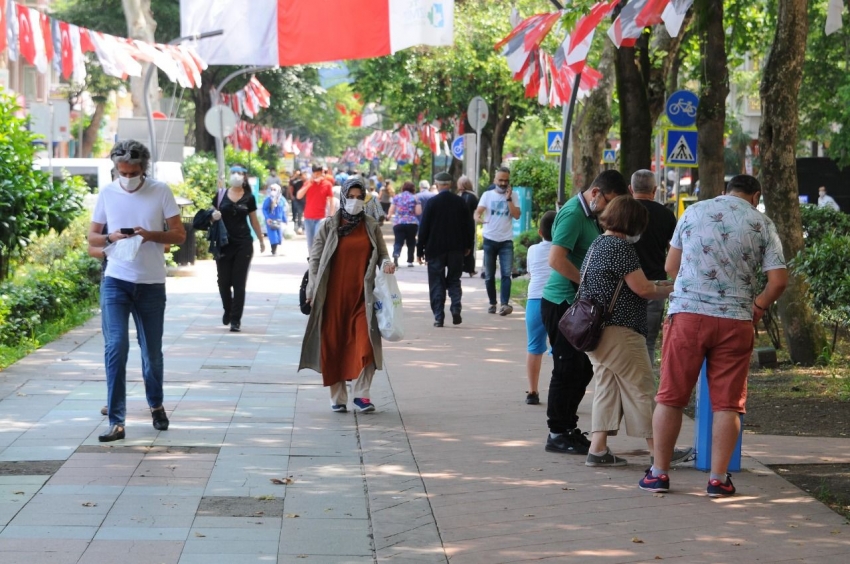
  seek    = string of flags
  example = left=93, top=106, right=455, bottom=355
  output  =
left=226, top=122, right=314, bottom=160
left=341, top=116, right=462, bottom=164
left=219, top=76, right=272, bottom=119
left=0, top=1, right=207, bottom=87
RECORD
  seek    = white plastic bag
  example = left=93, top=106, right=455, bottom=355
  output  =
left=103, top=236, right=143, bottom=261
left=373, top=267, right=404, bottom=341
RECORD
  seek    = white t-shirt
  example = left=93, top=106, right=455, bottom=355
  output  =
left=478, top=189, right=519, bottom=242
left=526, top=240, right=553, bottom=300
left=92, top=178, right=180, bottom=284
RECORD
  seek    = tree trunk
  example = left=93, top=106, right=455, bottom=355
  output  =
left=194, top=73, right=216, bottom=154
left=122, top=0, right=159, bottom=117
left=489, top=101, right=514, bottom=183
left=615, top=38, right=652, bottom=180
left=572, top=42, right=616, bottom=194
left=81, top=100, right=107, bottom=158
left=759, top=0, right=825, bottom=366
left=695, top=0, right=728, bottom=201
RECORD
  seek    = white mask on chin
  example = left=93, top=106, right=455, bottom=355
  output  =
left=626, top=234, right=641, bottom=244
left=344, top=198, right=364, bottom=215
left=119, top=175, right=143, bottom=192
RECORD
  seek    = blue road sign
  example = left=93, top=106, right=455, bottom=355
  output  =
left=665, top=90, right=699, bottom=128
left=545, top=129, right=564, bottom=156
left=451, top=136, right=464, bottom=160
left=603, top=149, right=617, bottom=163
left=666, top=128, right=698, bottom=168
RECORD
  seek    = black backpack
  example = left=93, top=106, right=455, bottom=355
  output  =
left=299, top=270, right=311, bottom=315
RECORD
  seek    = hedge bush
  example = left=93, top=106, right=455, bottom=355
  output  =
left=509, top=156, right=565, bottom=222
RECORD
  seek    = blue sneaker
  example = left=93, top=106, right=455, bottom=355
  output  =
left=707, top=473, right=736, bottom=498
left=639, top=467, right=670, bottom=493
left=331, top=404, right=347, bottom=413
left=353, top=398, right=376, bottom=413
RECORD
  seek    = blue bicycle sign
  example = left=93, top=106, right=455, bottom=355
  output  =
left=666, top=90, right=699, bottom=127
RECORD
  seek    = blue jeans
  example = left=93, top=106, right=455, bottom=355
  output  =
left=100, top=276, right=166, bottom=426
left=304, top=218, right=322, bottom=253
left=483, top=238, right=514, bottom=306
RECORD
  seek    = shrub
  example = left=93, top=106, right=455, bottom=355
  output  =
left=509, top=156, right=565, bottom=222
left=513, top=228, right=542, bottom=273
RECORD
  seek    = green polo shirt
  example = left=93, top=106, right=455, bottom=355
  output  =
left=542, top=194, right=602, bottom=305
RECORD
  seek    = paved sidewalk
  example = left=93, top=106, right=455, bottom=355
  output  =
left=0, top=233, right=848, bottom=563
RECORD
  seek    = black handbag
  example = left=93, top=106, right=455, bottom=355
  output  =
left=558, top=246, right=624, bottom=353
left=299, top=270, right=312, bottom=315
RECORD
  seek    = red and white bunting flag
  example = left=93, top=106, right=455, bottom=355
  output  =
left=28, top=7, right=48, bottom=74
left=636, top=0, right=670, bottom=27
left=181, top=0, right=454, bottom=66
left=608, top=0, right=649, bottom=48
left=79, top=27, right=95, bottom=53
left=0, top=2, right=6, bottom=54
left=6, top=0, right=17, bottom=61
left=249, top=76, right=271, bottom=108
left=826, top=0, right=845, bottom=36
left=662, top=0, right=693, bottom=37
left=15, top=4, right=35, bottom=66
left=40, top=12, right=53, bottom=64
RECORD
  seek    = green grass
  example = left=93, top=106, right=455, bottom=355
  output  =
left=0, top=298, right=98, bottom=371
left=495, top=276, right=530, bottom=308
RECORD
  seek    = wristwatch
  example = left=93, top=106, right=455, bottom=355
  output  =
left=105, top=233, right=113, bottom=246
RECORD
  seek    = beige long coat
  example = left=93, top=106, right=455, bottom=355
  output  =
left=298, top=215, right=390, bottom=374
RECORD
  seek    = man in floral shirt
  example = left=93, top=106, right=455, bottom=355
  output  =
left=640, top=175, right=787, bottom=498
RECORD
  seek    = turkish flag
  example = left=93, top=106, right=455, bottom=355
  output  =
left=59, top=21, right=73, bottom=79
left=79, top=27, right=95, bottom=53
left=0, top=1, right=6, bottom=54
left=16, top=3, right=35, bottom=66
left=40, top=13, right=53, bottom=63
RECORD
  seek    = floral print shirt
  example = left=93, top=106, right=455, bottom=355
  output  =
left=392, top=192, right=418, bottom=225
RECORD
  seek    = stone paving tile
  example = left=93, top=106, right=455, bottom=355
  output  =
left=0, top=525, right=98, bottom=539
left=178, top=555, right=278, bottom=564
left=0, top=552, right=83, bottom=564
left=282, top=488, right=369, bottom=519
left=279, top=517, right=372, bottom=556
left=77, top=540, right=184, bottom=564
left=93, top=526, right=190, bottom=541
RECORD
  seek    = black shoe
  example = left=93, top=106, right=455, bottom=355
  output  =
left=433, top=320, right=444, bottom=327
left=451, top=312, right=462, bottom=325
left=393, top=256, right=399, bottom=267
left=100, top=406, right=107, bottom=416
left=99, top=425, right=125, bottom=442
left=525, top=392, right=540, bottom=405
left=544, top=429, right=590, bottom=455
left=151, top=406, right=169, bottom=431
left=230, top=322, right=241, bottom=333
left=222, top=311, right=231, bottom=326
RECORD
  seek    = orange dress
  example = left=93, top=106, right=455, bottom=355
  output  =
left=320, top=222, right=374, bottom=386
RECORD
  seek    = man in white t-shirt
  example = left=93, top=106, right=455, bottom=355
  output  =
left=87, top=140, right=185, bottom=443
left=474, top=166, right=520, bottom=315
left=818, top=186, right=840, bottom=211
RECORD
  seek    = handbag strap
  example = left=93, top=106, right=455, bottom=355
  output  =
left=216, top=188, right=226, bottom=209
left=606, top=278, right=625, bottom=315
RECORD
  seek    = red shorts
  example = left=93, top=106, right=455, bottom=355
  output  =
left=656, top=312, right=754, bottom=413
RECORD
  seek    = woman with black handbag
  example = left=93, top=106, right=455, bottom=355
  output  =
left=575, top=196, right=672, bottom=468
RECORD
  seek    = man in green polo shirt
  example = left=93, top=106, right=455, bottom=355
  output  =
left=541, top=170, right=631, bottom=455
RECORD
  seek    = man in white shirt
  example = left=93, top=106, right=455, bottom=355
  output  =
left=87, top=140, right=185, bottom=443
left=474, top=166, right=520, bottom=315
left=818, top=186, right=840, bottom=211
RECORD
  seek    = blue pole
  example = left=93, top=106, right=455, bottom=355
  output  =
left=694, top=360, right=743, bottom=472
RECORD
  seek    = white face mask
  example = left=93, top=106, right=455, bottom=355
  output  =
left=269, top=188, right=280, bottom=199
left=344, top=198, right=364, bottom=215
left=119, top=175, right=143, bottom=192
left=626, top=234, right=641, bottom=244
left=230, top=174, right=244, bottom=187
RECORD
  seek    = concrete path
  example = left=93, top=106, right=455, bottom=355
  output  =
left=0, top=231, right=848, bottom=563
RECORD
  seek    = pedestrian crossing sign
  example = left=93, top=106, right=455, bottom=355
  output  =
left=603, top=149, right=617, bottom=163
left=665, top=128, right=698, bottom=168
left=545, top=129, right=564, bottom=156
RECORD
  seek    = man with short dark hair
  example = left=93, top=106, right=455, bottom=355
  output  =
left=417, top=172, right=474, bottom=327
left=818, top=185, right=840, bottom=211
left=542, top=170, right=631, bottom=455
left=640, top=174, right=787, bottom=497
left=296, top=164, right=334, bottom=251
left=475, top=166, right=521, bottom=316
left=630, top=170, right=677, bottom=365
left=88, top=140, right=186, bottom=442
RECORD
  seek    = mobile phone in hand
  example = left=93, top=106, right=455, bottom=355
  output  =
left=120, top=228, right=135, bottom=235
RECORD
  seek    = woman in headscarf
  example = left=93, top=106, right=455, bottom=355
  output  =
left=299, top=176, right=396, bottom=413
left=262, top=183, right=288, bottom=256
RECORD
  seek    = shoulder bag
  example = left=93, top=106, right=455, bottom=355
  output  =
left=558, top=245, right=625, bottom=353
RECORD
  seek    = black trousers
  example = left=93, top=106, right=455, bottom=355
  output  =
left=541, top=297, right=594, bottom=434
left=427, top=251, right=463, bottom=323
left=392, top=223, right=418, bottom=264
left=216, top=241, right=254, bottom=324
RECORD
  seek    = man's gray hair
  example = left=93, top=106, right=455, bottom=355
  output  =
left=110, top=140, right=151, bottom=173
left=419, top=180, right=430, bottom=191
left=630, top=169, right=656, bottom=194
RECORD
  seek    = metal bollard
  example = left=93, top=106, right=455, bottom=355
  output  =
left=693, top=360, right=743, bottom=472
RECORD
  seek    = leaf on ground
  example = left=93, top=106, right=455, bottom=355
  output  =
left=81, top=502, right=97, bottom=507
left=270, top=477, right=294, bottom=485
left=632, top=537, right=644, bottom=543
left=285, top=513, right=300, bottom=518
left=12, top=491, right=24, bottom=495
left=732, top=542, right=741, bottom=546
left=16, top=392, right=26, bottom=396
left=831, top=529, right=841, bottom=535
left=531, top=468, right=543, bottom=471
left=257, top=495, right=276, bottom=501
left=523, top=514, right=534, bottom=517
left=655, top=557, right=663, bottom=560
left=194, top=532, right=206, bottom=537
left=561, top=487, right=575, bottom=491
left=653, top=493, right=665, bottom=498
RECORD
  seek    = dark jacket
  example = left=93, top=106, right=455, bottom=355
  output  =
left=417, top=190, right=474, bottom=259
left=191, top=208, right=229, bottom=260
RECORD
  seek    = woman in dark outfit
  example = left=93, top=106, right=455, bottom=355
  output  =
left=211, top=165, right=265, bottom=332
left=457, top=175, right=479, bottom=276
